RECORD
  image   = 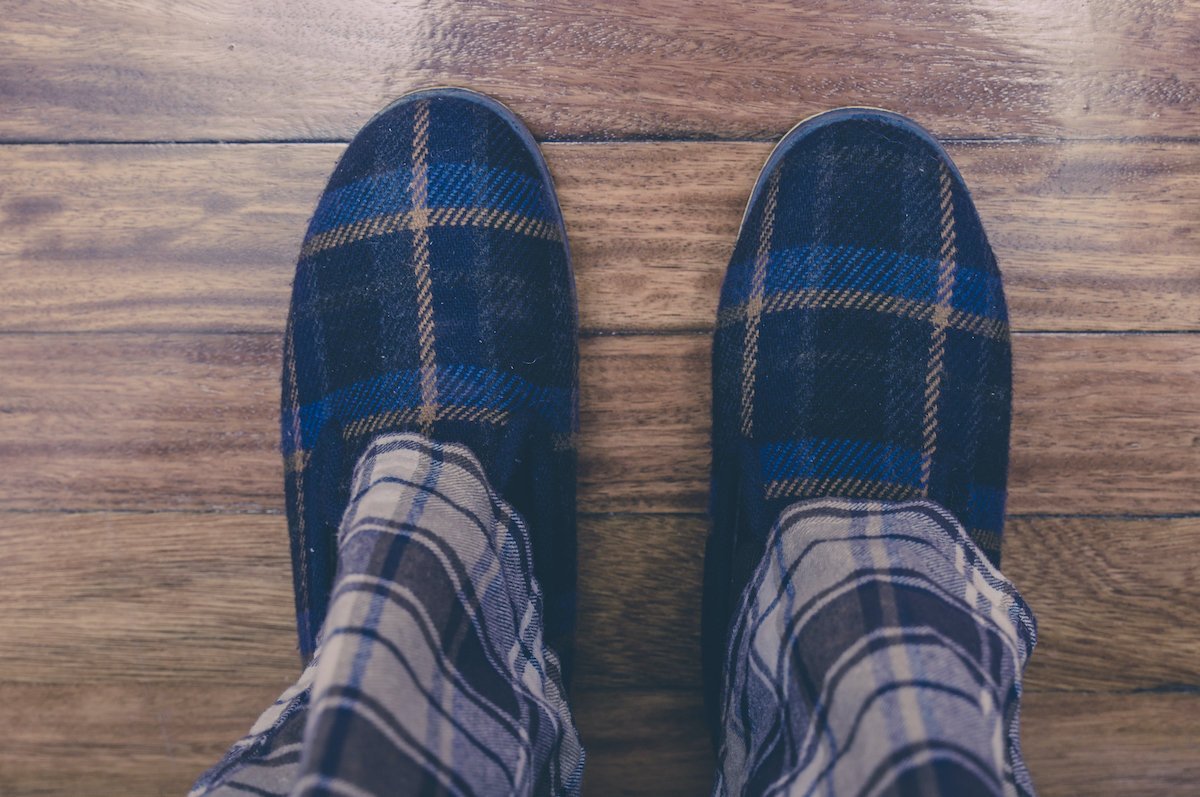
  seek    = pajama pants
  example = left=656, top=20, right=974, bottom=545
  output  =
left=191, top=433, right=1036, bottom=797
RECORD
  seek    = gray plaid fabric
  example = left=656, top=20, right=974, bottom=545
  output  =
left=190, top=432, right=583, bottom=797
left=194, top=439, right=1035, bottom=797
left=714, top=498, right=1037, bottom=797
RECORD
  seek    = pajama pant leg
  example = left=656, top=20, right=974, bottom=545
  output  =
left=714, top=498, right=1037, bottom=797
left=190, top=432, right=584, bottom=797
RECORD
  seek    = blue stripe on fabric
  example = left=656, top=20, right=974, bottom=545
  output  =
left=282, top=365, right=573, bottom=454
left=949, top=265, right=1006, bottom=320
left=963, top=484, right=1006, bottom=532
left=306, top=164, right=551, bottom=237
left=761, top=438, right=924, bottom=488
left=724, top=245, right=1005, bottom=320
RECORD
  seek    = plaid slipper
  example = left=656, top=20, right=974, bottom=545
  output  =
left=703, top=107, right=1012, bottom=739
left=282, top=88, right=579, bottom=678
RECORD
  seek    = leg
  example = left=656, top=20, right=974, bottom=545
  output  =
left=191, top=434, right=583, bottom=797
left=713, top=497, right=1035, bottom=796
left=194, top=86, right=582, bottom=796
left=705, top=108, right=1031, bottom=795
left=282, top=87, right=579, bottom=678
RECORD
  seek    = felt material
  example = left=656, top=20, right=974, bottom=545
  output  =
left=704, top=108, right=1012, bottom=743
left=281, top=88, right=578, bottom=677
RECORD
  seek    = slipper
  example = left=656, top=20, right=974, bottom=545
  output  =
left=281, top=87, right=579, bottom=679
left=703, top=107, right=1012, bottom=742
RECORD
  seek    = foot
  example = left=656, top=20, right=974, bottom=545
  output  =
left=703, top=107, right=1012, bottom=740
left=281, top=88, right=579, bottom=676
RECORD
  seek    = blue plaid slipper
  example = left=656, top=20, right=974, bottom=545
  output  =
left=703, top=108, right=1012, bottom=738
left=282, top=88, right=579, bottom=678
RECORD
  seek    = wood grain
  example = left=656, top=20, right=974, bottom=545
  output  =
left=3, top=141, right=1199, bottom=333
left=1009, top=516, right=1200, bottom=692
left=0, top=510, right=707, bottom=689
left=575, top=515, right=705, bottom=690
left=962, top=141, right=1200, bottom=333
left=578, top=335, right=713, bottom=514
left=0, top=684, right=714, bottom=797
left=5, top=0, right=1198, bottom=793
left=573, top=689, right=716, bottom=797
left=0, top=334, right=284, bottom=513
left=1009, top=333, right=1200, bottom=516
left=1020, top=691, right=1200, bottom=797
left=3, top=0, right=1198, bottom=142
left=0, top=512, right=298, bottom=685
left=0, top=144, right=333, bottom=334
left=2, top=685, right=1194, bottom=797
left=2, top=332, right=1197, bottom=515
left=559, top=140, right=1200, bottom=334
left=0, top=682, right=286, bottom=796
left=0, top=509, right=709, bottom=688
left=5, top=511, right=1197, bottom=693
left=586, top=516, right=1200, bottom=693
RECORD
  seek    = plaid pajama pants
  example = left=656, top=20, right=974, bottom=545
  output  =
left=714, top=498, right=1037, bottom=797
left=192, top=434, right=1035, bottom=797
left=191, top=433, right=584, bottom=797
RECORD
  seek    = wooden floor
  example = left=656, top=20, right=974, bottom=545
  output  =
left=3, top=1, right=1199, bottom=794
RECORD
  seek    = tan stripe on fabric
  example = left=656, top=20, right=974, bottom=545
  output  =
left=341, top=406, right=511, bottom=441
left=740, top=172, right=779, bottom=438
left=716, top=289, right=1007, bottom=342
left=921, top=165, right=958, bottom=496
left=865, top=519, right=944, bottom=797
left=410, top=100, right=439, bottom=437
left=283, top=449, right=310, bottom=476
left=299, top=208, right=561, bottom=260
left=764, top=477, right=923, bottom=503
left=281, top=323, right=308, bottom=604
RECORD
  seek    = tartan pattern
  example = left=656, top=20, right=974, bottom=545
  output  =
left=192, top=433, right=584, bottom=797
left=710, top=107, right=1011, bottom=565
left=282, top=88, right=579, bottom=674
left=715, top=497, right=1037, bottom=797
left=706, top=108, right=1012, bottom=739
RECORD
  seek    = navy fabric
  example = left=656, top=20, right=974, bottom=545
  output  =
left=282, top=89, right=579, bottom=677
left=714, top=498, right=1037, bottom=797
left=705, top=108, right=1012, bottom=742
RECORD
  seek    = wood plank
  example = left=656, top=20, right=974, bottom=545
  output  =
left=1009, top=333, right=1200, bottom=516
left=3, top=0, right=1198, bottom=142
left=4, top=685, right=1194, bottom=797
left=561, top=140, right=1200, bottom=335
left=5, top=512, right=1197, bottom=693
left=0, top=512, right=299, bottom=685
left=0, top=510, right=705, bottom=688
left=3, top=142, right=1199, bottom=334
left=573, top=689, right=716, bottom=797
left=1, top=332, right=1197, bottom=514
left=1020, top=691, right=1200, bottom=797
left=579, top=515, right=1200, bottom=693
left=575, top=515, right=704, bottom=690
left=0, top=510, right=706, bottom=689
left=0, top=143, right=334, bottom=334
left=1008, top=516, right=1200, bottom=693
left=0, top=682, right=285, bottom=797
left=0, top=334, right=285, bottom=513
left=578, top=335, right=712, bottom=514
left=962, top=141, right=1200, bottom=333
left=0, top=684, right=707, bottom=797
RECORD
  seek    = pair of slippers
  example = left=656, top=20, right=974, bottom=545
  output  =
left=280, top=88, right=1011, bottom=739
